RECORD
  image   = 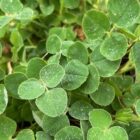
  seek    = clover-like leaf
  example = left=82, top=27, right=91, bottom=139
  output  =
left=46, top=34, right=62, bottom=54
left=40, top=64, right=65, bottom=88
left=90, top=46, right=120, bottom=77
left=0, top=116, right=17, bottom=138
left=100, top=32, right=128, bottom=61
left=63, top=0, right=80, bottom=9
left=107, top=0, right=140, bottom=27
left=110, top=126, right=128, bottom=140
left=82, top=10, right=110, bottom=39
left=90, top=82, right=115, bottom=106
left=67, top=41, right=88, bottom=64
left=54, top=126, right=83, bottom=140
left=36, top=131, right=52, bottom=140
left=0, top=16, right=13, bottom=28
left=0, top=85, right=8, bottom=115
left=35, top=88, right=67, bottom=117
left=129, top=128, right=140, bottom=140
left=69, top=100, right=93, bottom=120
left=42, top=115, right=70, bottom=136
left=89, top=109, right=112, bottom=129
left=15, top=129, right=35, bottom=140
left=87, top=127, right=114, bottom=140
left=0, top=68, right=5, bottom=81
left=61, top=60, right=89, bottom=90
left=0, top=0, right=23, bottom=14
left=4, top=73, right=27, bottom=98
left=27, top=57, right=46, bottom=79
left=80, top=64, right=100, bottom=94
left=18, top=78, right=45, bottom=100
left=16, top=7, right=34, bottom=21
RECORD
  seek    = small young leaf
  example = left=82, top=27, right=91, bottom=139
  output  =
left=89, top=109, right=112, bottom=129
left=80, top=64, right=100, bottom=94
left=82, top=10, right=110, bottom=39
left=46, top=34, right=62, bottom=54
left=61, top=60, right=89, bottom=90
left=42, top=115, right=70, bottom=136
left=69, top=100, right=93, bottom=120
left=100, top=32, right=128, bottom=61
left=36, top=88, right=67, bottom=117
left=27, top=57, right=46, bottom=79
left=40, top=64, right=65, bottom=88
left=54, top=126, right=83, bottom=140
left=0, top=85, right=8, bottom=115
left=18, top=78, right=45, bottom=100
left=90, top=83, right=115, bottom=106
left=67, top=41, right=88, bottom=64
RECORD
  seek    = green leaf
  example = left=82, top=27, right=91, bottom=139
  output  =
left=63, top=0, right=80, bottom=9
left=42, top=115, right=70, bottom=136
left=36, top=131, right=52, bottom=140
left=61, top=60, right=89, bottom=90
left=67, top=41, right=88, bottom=64
left=27, top=57, right=46, bottom=79
left=16, top=7, right=34, bottom=21
left=46, top=34, right=62, bottom=54
left=82, top=10, right=110, bottom=39
left=47, top=54, right=61, bottom=65
left=0, top=85, right=8, bottom=115
left=80, top=64, right=100, bottom=94
left=87, top=127, right=114, bottom=140
left=0, top=0, right=23, bottom=14
left=107, top=0, right=140, bottom=27
left=4, top=73, right=27, bottom=98
left=0, top=68, right=5, bottom=81
left=0, top=16, right=13, bottom=28
left=89, top=109, right=112, bottom=129
left=54, top=126, right=83, bottom=140
left=100, top=32, right=128, bottom=61
left=10, top=29, right=24, bottom=48
left=18, top=78, right=45, bottom=100
left=40, top=64, right=65, bottom=88
left=0, top=116, right=17, bottom=138
left=90, top=82, right=115, bottom=106
left=90, top=46, right=120, bottom=77
left=135, top=99, right=140, bottom=115
left=69, top=100, right=93, bottom=120
left=15, top=129, right=35, bottom=140
left=35, top=88, right=67, bottom=117
left=110, top=126, right=128, bottom=140
left=129, top=128, right=140, bottom=140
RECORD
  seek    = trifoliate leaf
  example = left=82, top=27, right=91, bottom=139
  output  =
left=42, top=115, right=70, bottom=136
left=89, top=109, right=112, bottom=129
left=35, top=88, right=67, bottom=117
left=4, top=73, right=27, bottom=98
left=67, top=41, right=88, bottom=64
left=100, top=32, right=128, bottom=61
left=46, top=34, right=62, bottom=54
left=82, top=10, right=110, bottom=39
left=27, top=57, right=46, bottom=79
left=40, top=64, right=65, bottom=88
left=61, top=60, right=89, bottom=90
left=18, top=79, right=45, bottom=100
left=90, top=83, right=115, bottom=106
left=69, top=100, right=93, bottom=120
left=54, top=126, right=83, bottom=140
left=107, top=0, right=140, bottom=27
left=80, top=64, right=100, bottom=94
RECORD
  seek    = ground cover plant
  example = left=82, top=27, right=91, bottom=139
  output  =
left=1, top=0, right=140, bottom=139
